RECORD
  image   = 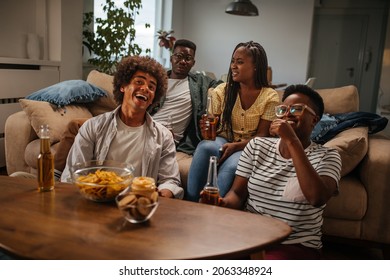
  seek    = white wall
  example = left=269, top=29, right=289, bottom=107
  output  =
left=172, top=0, right=315, bottom=85
left=60, top=0, right=83, bottom=80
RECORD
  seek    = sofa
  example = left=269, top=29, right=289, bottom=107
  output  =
left=5, top=70, right=390, bottom=257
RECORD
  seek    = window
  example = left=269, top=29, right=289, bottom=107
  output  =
left=94, top=0, right=156, bottom=56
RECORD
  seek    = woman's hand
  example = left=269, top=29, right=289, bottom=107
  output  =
left=218, top=142, right=237, bottom=164
left=199, top=115, right=219, bottom=140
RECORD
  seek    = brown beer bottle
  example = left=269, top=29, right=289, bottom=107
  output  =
left=202, top=95, right=217, bottom=140
left=201, top=156, right=220, bottom=205
left=37, top=124, right=55, bottom=192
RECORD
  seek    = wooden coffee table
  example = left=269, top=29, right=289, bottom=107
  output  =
left=0, top=176, right=291, bottom=260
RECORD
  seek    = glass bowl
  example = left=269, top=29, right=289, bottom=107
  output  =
left=71, top=160, right=134, bottom=202
left=116, top=176, right=159, bottom=223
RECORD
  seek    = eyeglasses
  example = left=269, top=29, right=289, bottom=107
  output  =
left=275, top=103, right=317, bottom=118
left=171, top=53, right=194, bottom=62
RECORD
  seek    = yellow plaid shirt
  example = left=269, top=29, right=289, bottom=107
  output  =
left=211, top=83, right=280, bottom=142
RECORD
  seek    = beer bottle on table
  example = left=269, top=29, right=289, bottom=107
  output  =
left=201, top=156, right=220, bottom=205
left=37, top=124, right=55, bottom=192
left=202, top=95, right=217, bottom=140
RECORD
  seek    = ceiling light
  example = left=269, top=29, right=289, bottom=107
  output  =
left=225, top=0, right=259, bottom=16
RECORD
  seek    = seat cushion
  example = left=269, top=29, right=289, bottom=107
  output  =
left=323, top=175, right=367, bottom=220
left=176, top=152, right=192, bottom=190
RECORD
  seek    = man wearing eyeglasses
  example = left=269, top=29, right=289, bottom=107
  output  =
left=53, top=39, right=222, bottom=176
left=150, top=39, right=223, bottom=154
left=219, top=84, right=342, bottom=259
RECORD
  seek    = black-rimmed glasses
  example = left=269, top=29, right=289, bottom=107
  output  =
left=171, top=53, right=194, bottom=62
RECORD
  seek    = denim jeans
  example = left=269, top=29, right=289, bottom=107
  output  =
left=186, top=137, right=241, bottom=202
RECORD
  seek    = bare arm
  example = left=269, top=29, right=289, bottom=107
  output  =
left=269, top=119, right=338, bottom=206
left=219, top=175, right=249, bottom=210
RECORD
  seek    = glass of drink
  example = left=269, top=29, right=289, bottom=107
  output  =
left=202, top=114, right=217, bottom=140
left=201, top=156, right=220, bottom=205
left=202, top=95, right=217, bottom=140
left=201, top=186, right=220, bottom=205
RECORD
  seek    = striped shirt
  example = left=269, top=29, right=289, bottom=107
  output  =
left=236, top=137, right=342, bottom=249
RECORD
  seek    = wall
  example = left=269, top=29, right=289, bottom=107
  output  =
left=60, top=0, right=83, bottom=80
left=171, top=0, right=315, bottom=85
left=0, top=0, right=83, bottom=81
left=378, top=7, right=390, bottom=111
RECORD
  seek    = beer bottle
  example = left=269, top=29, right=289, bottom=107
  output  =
left=201, top=156, right=220, bottom=205
left=37, top=124, right=55, bottom=192
left=202, top=95, right=217, bottom=140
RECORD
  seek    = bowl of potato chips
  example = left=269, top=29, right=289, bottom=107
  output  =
left=116, top=176, right=159, bottom=223
left=71, top=160, right=134, bottom=202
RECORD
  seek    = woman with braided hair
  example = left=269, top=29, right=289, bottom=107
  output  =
left=186, top=41, right=280, bottom=202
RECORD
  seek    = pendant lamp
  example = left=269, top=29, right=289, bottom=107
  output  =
left=225, top=0, right=259, bottom=16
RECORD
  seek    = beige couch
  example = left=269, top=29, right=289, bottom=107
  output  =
left=5, top=70, right=390, bottom=256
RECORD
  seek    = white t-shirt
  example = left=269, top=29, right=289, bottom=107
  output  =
left=237, top=137, right=342, bottom=249
left=106, top=114, right=147, bottom=176
left=152, top=78, right=192, bottom=143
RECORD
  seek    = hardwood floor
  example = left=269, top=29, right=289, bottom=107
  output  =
left=0, top=166, right=385, bottom=260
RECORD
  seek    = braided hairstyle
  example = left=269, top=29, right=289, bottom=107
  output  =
left=221, top=41, right=270, bottom=141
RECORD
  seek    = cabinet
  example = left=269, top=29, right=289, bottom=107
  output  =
left=0, top=58, right=60, bottom=167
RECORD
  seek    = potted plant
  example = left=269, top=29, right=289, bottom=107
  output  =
left=83, top=0, right=151, bottom=75
left=156, top=30, right=176, bottom=54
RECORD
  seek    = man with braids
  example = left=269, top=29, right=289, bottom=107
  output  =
left=186, top=41, right=279, bottom=202
left=61, top=56, right=183, bottom=199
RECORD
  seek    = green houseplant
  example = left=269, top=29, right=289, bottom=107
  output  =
left=83, top=0, right=150, bottom=74
left=156, top=30, right=176, bottom=54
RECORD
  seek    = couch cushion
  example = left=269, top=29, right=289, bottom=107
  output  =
left=316, top=85, right=359, bottom=114
left=324, top=127, right=368, bottom=177
left=86, top=70, right=117, bottom=116
left=323, top=175, right=367, bottom=220
left=278, top=85, right=359, bottom=115
left=19, top=99, right=93, bottom=143
left=176, top=152, right=193, bottom=191
left=25, top=140, right=60, bottom=169
left=25, top=80, right=107, bottom=107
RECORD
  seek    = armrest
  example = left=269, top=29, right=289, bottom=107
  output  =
left=4, top=111, right=38, bottom=174
left=358, top=134, right=390, bottom=244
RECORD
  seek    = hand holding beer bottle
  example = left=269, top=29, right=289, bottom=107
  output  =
left=200, top=95, right=218, bottom=140
left=200, top=156, right=221, bottom=205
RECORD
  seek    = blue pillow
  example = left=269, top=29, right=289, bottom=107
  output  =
left=26, top=80, right=107, bottom=107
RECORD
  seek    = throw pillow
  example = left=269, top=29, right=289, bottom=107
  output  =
left=19, top=99, right=93, bottom=143
left=25, top=80, right=107, bottom=107
left=324, top=127, right=368, bottom=177
left=86, top=70, right=117, bottom=116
